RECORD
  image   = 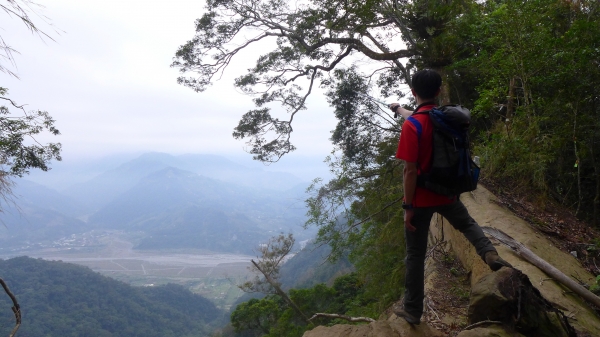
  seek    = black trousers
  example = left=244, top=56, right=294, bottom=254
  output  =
left=402, top=199, right=496, bottom=318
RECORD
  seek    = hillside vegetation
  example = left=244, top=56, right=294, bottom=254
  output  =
left=0, top=257, right=224, bottom=337
left=305, top=0, right=600, bottom=313
left=183, top=0, right=600, bottom=336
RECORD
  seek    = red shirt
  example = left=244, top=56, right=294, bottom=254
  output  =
left=396, top=104, right=455, bottom=207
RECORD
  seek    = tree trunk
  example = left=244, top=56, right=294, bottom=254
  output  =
left=506, top=76, right=515, bottom=136
left=434, top=67, right=451, bottom=105
left=591, top=137, right=600, bottom=228
left=573, top=108, right=582, bottom=217
left=595, top=164, right=600, bottom=228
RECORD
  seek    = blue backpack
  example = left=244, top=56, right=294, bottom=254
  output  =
left=413, top=105, right=480, bottom=197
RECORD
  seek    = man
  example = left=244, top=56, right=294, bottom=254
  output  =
left=389, top=69, right=511, bottom=325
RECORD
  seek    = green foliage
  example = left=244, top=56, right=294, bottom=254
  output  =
left=589, top=276, right=600, bottom=295
left=230, top=273, right=376, bottom=337
left=450, top=286, right=470, bottom=301
left=474, top=116, right=554, bottom=192
left=0, top=88, right=61, bottom=177
left=231, top=297, right=285, bottom=335
left=0, top=257, right=224, bottom=336
left=453, top=0, right=600, bottom=223
left=306, top=70, right=405, bottom=310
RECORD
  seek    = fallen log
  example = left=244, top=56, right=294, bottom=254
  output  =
left=482, top=226, right=600, bottom=309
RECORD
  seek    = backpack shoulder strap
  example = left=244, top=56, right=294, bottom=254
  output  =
left=409, top=103, right=437, bottom=140
left=406, top=104, right=436, bottom=173
left=407, top=114, right=426, bottom=140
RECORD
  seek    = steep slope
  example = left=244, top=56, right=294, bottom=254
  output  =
left=279, top=241, right=354, bottom=289
left=428, top=186, right=600, bottom=335
left=302, top=186, right=600, bottom=337
left=11, top=179, right=87, bottom=218
left=0, top=180, right=87, bottom=248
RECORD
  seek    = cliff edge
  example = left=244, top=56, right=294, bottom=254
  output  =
left=303, top=186, right=600, bottom=337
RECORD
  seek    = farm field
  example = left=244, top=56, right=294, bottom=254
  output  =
left=0, top=230, right=254, bottom=310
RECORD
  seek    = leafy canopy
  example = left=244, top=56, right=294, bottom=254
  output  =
left=172, top=0, right=471, bottom=161
left=0, top=88, right=61, bottom=177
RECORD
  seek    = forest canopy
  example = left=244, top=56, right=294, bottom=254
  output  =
left=0, top=257, right=223, bottom=337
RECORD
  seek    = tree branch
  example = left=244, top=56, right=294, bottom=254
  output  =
left=462, top=320, right=503, bottom=331
left=293, top=35, right=413, bottom=61
left=309, top=313, right=375, bottom=323
left=0, top=277, right=21, bottom=337
left=345, top=197, right=403, bottom=232
left=251, top=260, right=310, bottom=322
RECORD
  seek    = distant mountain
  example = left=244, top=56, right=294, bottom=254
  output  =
left=0, top=153, right=315, bottom=254
left=62, top=153, right=183, bottom=212
left=62, top=152, right=306, bottom=212
left=88, top=167, right=303, bottom=253
left=90, top=167, right=305, bottom=228
left=134, top=206, right=265, bottom=253
left=11, top=179, right=86, bottom=218
left=174, top=153, right=306, bottom=191
left=24, top=153, right=141, bottom=191
left=0, top=205, right=85, bottom=241
left=0, top=257, right=224, bottom=337
left=0, top=180, right=88, bottom=247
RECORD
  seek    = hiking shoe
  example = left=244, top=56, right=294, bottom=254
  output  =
left=485, top=251, right=513, bottom=271
left=392, top=305, right=420, bottom=325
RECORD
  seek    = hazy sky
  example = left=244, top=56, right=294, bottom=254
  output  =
left=2, top=0, right=339, bottom=168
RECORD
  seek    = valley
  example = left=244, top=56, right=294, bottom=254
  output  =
left=0, top=152, right=320, bottom=314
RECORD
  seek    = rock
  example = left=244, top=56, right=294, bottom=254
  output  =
left=456, top=325, right=524, bottom=336
left=302, top=315, right=444, bottom=337
left=468, top=268, right=577, bottom=337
